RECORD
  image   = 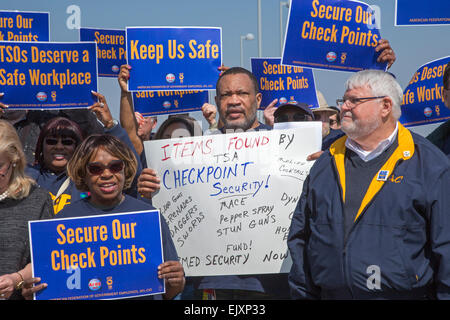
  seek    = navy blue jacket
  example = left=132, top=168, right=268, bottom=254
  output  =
left=288, top=123, right=450, bottom=299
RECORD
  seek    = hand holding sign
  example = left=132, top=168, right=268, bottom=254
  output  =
left=88, top=91, right=115, bottom=129
left=118, top=64, right=131, bottom=93
left=375, top=39, right=396, bottom=69
left=21, top=277, right=47, bottom=300
left=158, top=260, right=185, bottom=300
left=137, top=168, right=161, bottom=199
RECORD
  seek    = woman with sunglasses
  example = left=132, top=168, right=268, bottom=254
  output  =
left=0, top=120, right=53, bottom=300
left=23, top=134, right=184, bottom=300
left=27, top=92, right=143, bottom=215
left=26, top=116, right=85, bottom=215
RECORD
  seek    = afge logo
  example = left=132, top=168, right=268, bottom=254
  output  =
left=423, top=107, right=433, bottom=118
left=88, top=278, right=101, bottom=291
left=166, top=73, right=176, bottom=83
left=326, top=52, right=337, bottom=62
left=36, top=92, right=47, bottom=102
left=163, top=101, right=171, bottom=109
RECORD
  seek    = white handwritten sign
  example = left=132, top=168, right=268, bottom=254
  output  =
left=144, top=124, right=322, bottom=276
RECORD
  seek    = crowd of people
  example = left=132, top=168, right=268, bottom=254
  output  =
left=0, top=37, right=449, bottom=300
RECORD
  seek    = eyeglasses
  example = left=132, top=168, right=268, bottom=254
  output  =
left=87, top=160, right=124, bottom=175
left=336, top=96, right=386, bottom=108
left=44, top=137, right=76, bottom=146
left=274, top=113, right=312, bottom=123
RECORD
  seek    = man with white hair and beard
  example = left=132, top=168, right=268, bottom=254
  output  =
left=287, top=69, right=450, bottom=300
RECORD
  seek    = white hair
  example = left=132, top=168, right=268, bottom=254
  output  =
left=345, top=69, right=403, bottom=120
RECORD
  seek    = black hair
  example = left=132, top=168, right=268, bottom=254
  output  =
left=216, top=67, right=260, bottom=94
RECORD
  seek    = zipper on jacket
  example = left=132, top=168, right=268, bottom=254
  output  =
left=332, top=156, right=355, bottom=298
left=342, top=247, right=354, bottom=298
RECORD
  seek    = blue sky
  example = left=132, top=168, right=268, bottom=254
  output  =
left=3, top=0, right=450, bottom=134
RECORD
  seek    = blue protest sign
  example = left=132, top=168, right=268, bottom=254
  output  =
left=251, top=57, right=319, bottom=109
left=399, top=56, right=450, bottom=127
left=80, top=28, right=126, bottom=77
left=0, top=41, right=98, bottom=109
left=282, top=0, right=386, bottom=72
left=126, top=27, right=222, bottom=91
left=29, top=210, right=165, bottom=300
left=395, top=0, right=450, bottom=26
left=0, top=10, right=49, bottom=41
left=133, top=90, right=208, bottom=116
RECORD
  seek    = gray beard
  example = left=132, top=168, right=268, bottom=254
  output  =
left=341, top=116, right=381, bottom=140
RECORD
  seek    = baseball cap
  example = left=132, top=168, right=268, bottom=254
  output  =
left=274, top=102, right=314, bottom=119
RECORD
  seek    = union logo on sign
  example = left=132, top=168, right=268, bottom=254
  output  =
left=279, top=97, right=287, bottom=104
left=36, top=92, right=47, bottom=102
left=423, top=107, right=433, bottom=118
left=326, top=52, right=337, bottom=62
left=88, top=278, right=101, bottom=291
left=166, top=73, right=176, bottom=83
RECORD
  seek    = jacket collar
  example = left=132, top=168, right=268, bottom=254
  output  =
left=329, top=122, right=415, bottom=223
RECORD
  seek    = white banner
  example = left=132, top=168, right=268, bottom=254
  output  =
left=145, top=123, right=322, bottom=276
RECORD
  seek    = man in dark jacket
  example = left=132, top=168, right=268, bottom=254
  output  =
left=288, top=69, right=450, bottom=299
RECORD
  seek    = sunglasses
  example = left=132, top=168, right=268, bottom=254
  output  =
left=87, top=160, right=124, bottom=175
left=274, top=113, right=312, bottom=123
left=44, top=138, right=76, bottom=146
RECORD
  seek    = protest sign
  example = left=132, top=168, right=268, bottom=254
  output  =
left=400, top=56, right=450, bottom=127
left=145, top=124, right=322, bottom=276
left=0, top=10, right=49, bottom=41
left=282, top=0, right=387, bottom=72
left=80, top=28, right=126, bottom=77
left=395, top=0, right=450, bottom=26
left=133, top=90, right=208, bottom=116
left=29, top=210, right=165, bottom=300
left=126, top=27, right=222, bottom=91
left=0, top=41, right=98, bottom=109
left=251, top=57, right=319, bottom=109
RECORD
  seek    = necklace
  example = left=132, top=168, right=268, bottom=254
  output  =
left=0, top=190, right=9, bottom=201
